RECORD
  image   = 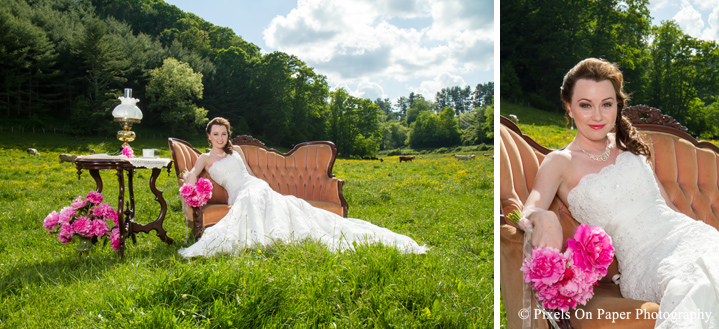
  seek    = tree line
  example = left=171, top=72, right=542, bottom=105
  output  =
left=501, top=0, right=719, bottom=138
left=1, top=0, right=493, bottom=157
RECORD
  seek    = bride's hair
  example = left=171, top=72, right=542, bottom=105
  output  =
left=560, top=58, right=651, bottom=160
left=206, top=117, right=233, bottom=155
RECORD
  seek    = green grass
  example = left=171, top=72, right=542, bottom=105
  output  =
left=0, top=131, right=493, bottom=328
left=501, top=100, right=577, bottom=150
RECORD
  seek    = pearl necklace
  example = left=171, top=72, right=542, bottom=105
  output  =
left=575, top=139, right=611, bottom=161
left=210, top=151, right=226, bottom=157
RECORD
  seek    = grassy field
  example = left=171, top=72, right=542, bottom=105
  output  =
left=499, top=101, right=576, bottom=150
left=0, top=131, right=493, bottom=328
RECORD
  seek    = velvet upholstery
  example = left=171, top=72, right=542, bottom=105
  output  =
left=500, top=106, right=719, bottom=328
left=168, top=137, right=349, bottom=240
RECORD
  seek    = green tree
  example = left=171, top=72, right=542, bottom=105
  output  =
left=408, top=107, right=461, bottom=148
left=329, top=88, right=381, bottom=157
left=146, top=57, right=207, bottom=134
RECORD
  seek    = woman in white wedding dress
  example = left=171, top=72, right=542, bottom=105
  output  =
left=523, top=58, right=719, bottom=328
left=179, top=117, right=427, bottom=258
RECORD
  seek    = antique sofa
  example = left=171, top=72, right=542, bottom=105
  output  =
left=168, top=135, right=349, bottom=240
left=500, top=105, right=719, bottom=328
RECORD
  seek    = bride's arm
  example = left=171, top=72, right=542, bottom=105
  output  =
left=233, top=145, right=257, bottom=177
left=183, top=154, right=209, bottom=185
left=523, top=151, right=567, bottom=250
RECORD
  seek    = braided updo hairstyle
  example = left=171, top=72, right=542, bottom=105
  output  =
left=206, top=117, right=233, bottom=155
left=560, top=58, right=651, bottom=160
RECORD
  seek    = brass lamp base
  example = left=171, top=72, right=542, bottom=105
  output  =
left=116, top=119, right=138, bottom=147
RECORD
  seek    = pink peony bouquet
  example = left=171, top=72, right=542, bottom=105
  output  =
left=43, top=191, right=123, bottom=252
left=180, top=177, right=213, bottom=207
left=121, top=145, right=134, bottom=158
left=520, top=223, right=614, bottom=312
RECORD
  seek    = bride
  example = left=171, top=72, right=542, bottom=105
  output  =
left=179, top=117, right=428, bottom=258
left=523, top=58, right=718, bottom=327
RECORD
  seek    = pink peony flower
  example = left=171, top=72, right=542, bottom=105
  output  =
left=72, top=216, right=94, bottom=238
left=92, top=219, right=109, bottom=238
left=109, top=228, right=121, bottom=251
left=58, top=224, right=74, bottom=244
left=93, top=203, right=118, bottom=226
left=85, top=191, right=103, bottom=205
left=71, top=196, right=86, bottom=210
left=121, top=145, right=134, bottom=158
left=521, top=247, right=567, bottom=287
left=58, top=207, right=76, bottom=225
left=196, top=178, right=213, bottom=195
left=566, top=224, right=614, bottom=276
left=179, top=184, right=195, bottom=198
left=43, top=211, right=60, bottom=231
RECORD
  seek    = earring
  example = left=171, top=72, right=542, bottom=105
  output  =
left=208, top=139, right=212, bottom=147
left=571, top=118, right=574, bottom=130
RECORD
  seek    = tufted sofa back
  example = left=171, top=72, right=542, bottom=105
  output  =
left=231, top=136, right=346, bottom=212
left=645, top=129, right=719, bottom=229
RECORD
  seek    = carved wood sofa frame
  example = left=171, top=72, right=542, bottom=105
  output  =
left=168, top=135, right=349, bottom=240
left=500, top=105, right=719, bottom=328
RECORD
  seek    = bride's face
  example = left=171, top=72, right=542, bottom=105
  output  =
left=208, top=124, right=228, bottom=149
left=566, top=79, right=618, bottom=142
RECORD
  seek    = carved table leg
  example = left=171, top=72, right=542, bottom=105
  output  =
left=89, top=169, right=104, bottom=193
left=116, top=168, right=126, bottom=259
left=127, top=167, right=175, bottom=245
left=126, top=169, right=138, bottom=245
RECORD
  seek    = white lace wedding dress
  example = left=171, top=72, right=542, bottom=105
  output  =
left=179, top=151, right=428, bottom=258
left=567, top=151, right=719, bottom=328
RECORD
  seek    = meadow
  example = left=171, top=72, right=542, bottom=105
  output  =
left=0, top=131, right=493, bottom=328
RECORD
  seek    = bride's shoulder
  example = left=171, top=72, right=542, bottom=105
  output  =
left=543, top=149, right=572, bottom=165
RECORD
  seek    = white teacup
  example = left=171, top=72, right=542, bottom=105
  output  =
left=143, top=149, right=154, bottom=157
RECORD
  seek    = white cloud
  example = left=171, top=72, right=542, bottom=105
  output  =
left=263, top=0, right=492, bottom=100
left=415, top=72, right=467, bottom=99
left=672, top=1, right=704, bottom=38
left=700, top=7, right=719, bottom=41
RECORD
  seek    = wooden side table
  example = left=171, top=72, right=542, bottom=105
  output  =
left=75, top=155, right=175, bottom=257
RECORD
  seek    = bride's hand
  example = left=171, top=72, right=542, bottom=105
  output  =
left=530, top=211, right=563, bottom=250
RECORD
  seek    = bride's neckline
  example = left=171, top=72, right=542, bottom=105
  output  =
left=207, top=151, right=234, bottom=172
left=566, top=151, right=631, bottom=203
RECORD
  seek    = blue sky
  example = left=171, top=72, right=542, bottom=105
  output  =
left=165, top=0, right=494, bottom=104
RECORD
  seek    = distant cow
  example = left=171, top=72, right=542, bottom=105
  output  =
left=509, top=114, right=519, bottom=124
left=399, top=156, right=415, bottom=163
left=26, top=148, right=40, bottom=156
left=59, top=153, right=77, bottom=164
left=454, top=154, right=475, bottom=160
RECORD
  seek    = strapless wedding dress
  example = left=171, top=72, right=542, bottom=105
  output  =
left=567, top=151, right=719, bottom=328
left=179, top=151, right=427, bottom=258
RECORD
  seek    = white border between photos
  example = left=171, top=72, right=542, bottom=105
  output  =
left=493, top=0, right=500, bottom=326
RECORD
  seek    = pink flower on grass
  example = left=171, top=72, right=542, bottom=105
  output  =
left=71, top=196, right=86, bottom=210
left=92, top=219, right=109, bottom=238
left=72, top=216, right=94, bottom=238
left=109, top=228, right=121, bottom=251
left=58, top=224, right=74, bottom=244
left=566, top=224, right=614, bottom=278
left=521, top=247, right=567, bottom=287
left=58, top=207, right=76, bottom=225
left=43, top=211, right=60, bottom=231
left=93, top=203, right=118, bottom=226
left=85, top=191, right=103, bottom=205
left=121, top=145, right=134, bottom=158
